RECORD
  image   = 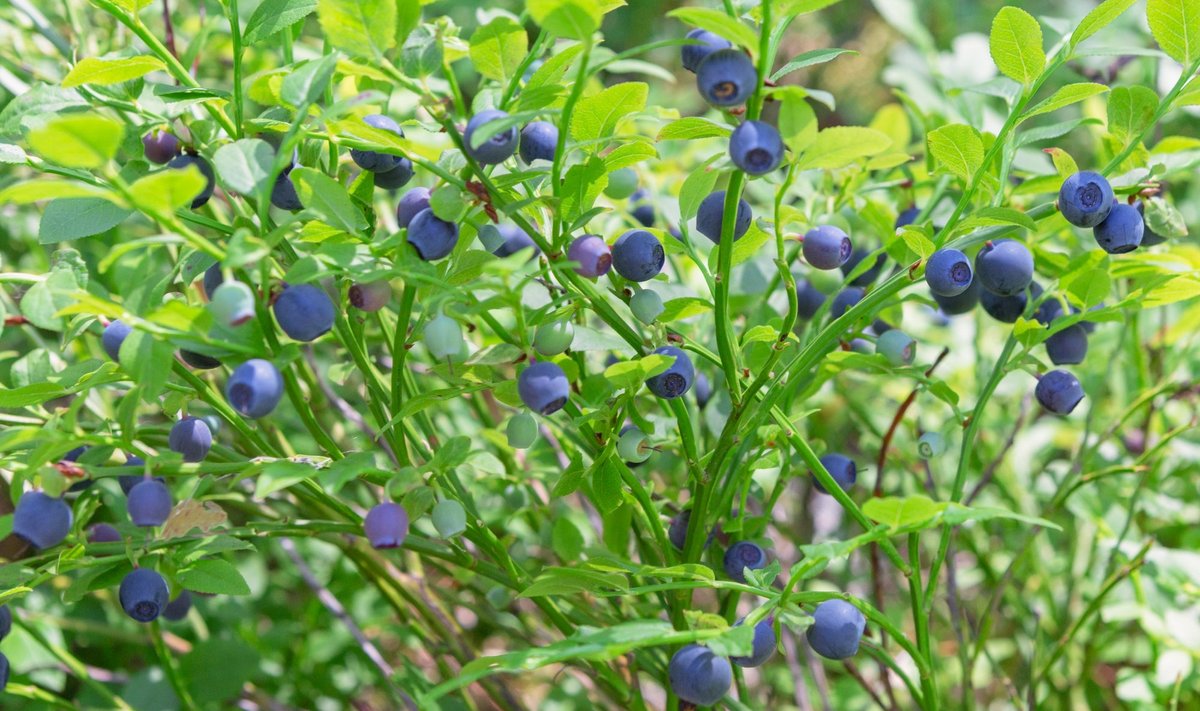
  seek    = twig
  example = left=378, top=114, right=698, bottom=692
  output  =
left=844, top=660, right=892, bottom=710
left=780, top=626, right=815, bottom=711
left=161, top=0, right=178, bottom=60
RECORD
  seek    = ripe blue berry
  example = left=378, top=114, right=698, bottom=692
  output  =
left=273, top=284, right=335, bottom=341
left=534, top=320, right=574, bottom=356
left=604, top=167, right=639, bottom=199
left=811, top=453, right=856, bottom=495
left=492, top=225, right=540, bottom=258
left=89, top=523, right=122, bottom=544
left=127, top=479, right=172, bottom=527
left=696, top=190, right=751, bottom=243
left=796, top=280, right=827, bottom=320
left=630, top=289, right=664, bottom=324
left=118, top=454, right=156, bottom=495
left=729, top=120, right=784, bottom=175
left=895, top=206, right=920, bottom=228
left=976, top=240, right=1034, bottom=296
left=119, top=568, right=170, bottom=622
left=918, top=432, right=946, bottom=459
left=829, top=287, right=864, bottom=319
left=803, top=225, right=853, bottom=270
left=350, top=114, right=405, bottom=172
left=611, top=229, right=665, bottom=282
left=373, top=158, right=414, bottom=190
left=202, top=263, right=224, bottom=299
left=396, top=187, right=431, bottom=228
left=694, top=372, right=713, bottom=409
left=271, top=168, right=303, bottom=211
left=180, top=349, right=222, bottom=369
left=646, top=345, right=694, bottom=398
left=163, top=591, right=192, bottom=622
left=925, top=248, right=973, bottom=297
left=731, top=617, right=776, bottom=667
left=807, top=599, right=866, bottom=659
left=723, top=541, right=768, bottom=582
left=934, top=277, right=981, bottom=316
left=102, top=320, right=132, bottom=361
left=682, top=28, right=733, bottom=73
left=464, top=109, right=519, bottom=165
left=842, top=248, right=886, bottom=286
left=669, top=644, right=732, bottom=706
left=567, top=234, right=612, bottom=278
left=1058, top=171, right=1114, bottom=228
left=364, top=502, right=409, bottom=549
left=506, top=411, right=539, bottom=449
left=519, top=361, right=570, bottom=415
left=349, top=280, right=391, bottom=312
left=1093, top=202, right=1143, bottom=253
left=0, top=652, right=8, bottom=691
left=407, top=208, right=459, bottom=261
left=1036, top=370, right=1085, bottom=415
left=424, top=315, right=463, bottom=360
left=167, top=154, right=216, bottom=209
left=168, top=417, right=212, bottom=463
left=0, top=605, right=11, bottom=640
left=13, top=491, right=72, bottom=549
left=630, top=189, right=655, bottom=227
left=980, top=282, right=1039, bottom=323
left=696, top=48, right=757, bottom=107
left=226, top=359, right=284, bottom=418
left=519, top=121, right=558, bottom=163
left=432, top=500, right=467, bottom=538
left=1045, top=324, right=1088, bottom=365
left=876, top=329, right=915, bottom=366
left=209, top=281, right=257, bottom=328
left=668, top=510, right=691, bottom=550
left=1135, top=201, right=1166, bottom=246
left=143, top=130, right=180, bottom=164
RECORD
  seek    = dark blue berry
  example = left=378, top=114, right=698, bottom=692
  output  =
left=168, top=417, right=212, bottom=463
left=226, top=359, right=284, bottom=419
left=406, top=208, right=459, bottom=261
left=696, top=48, right=756, bottom=107
left=1093, top=202, right=1143, bottom=254
left=351, top=114, right=405, bottom=172
left=0, top=605, right=11, bottom=640
left=567, top=234, right=612, bottom=278
left=696, top=190, right=751, bottom=243
left=811, top=453, right=856, bottom=495
left=493, top=225, right=540, bottom=259
left=807, top=599, right=866, bottom=659
left=611, top=229, right=665, bottom=282
left=0, top=651, right=9, bottom=692
left=976, top=240, right=1033, bottom=296
left=841, top=248, right=886, bottom=286
left=1045, top=324, right=1088, bottom=365
left=202, top=263, right=223, bottom=299
left=518, top=361, right=570, bottom=415
left=630, top=189, right=655, bottom=227
left=273, top=284, right=335, bottom=341
left=1058, top=171, right=1114, bottom=228
left=519, top=121, right=558, bottom=163
left=13, top=491, right=72, bottom=549
left=143, top=131, right=180, bottom=164
left=668, top=509, right=691, bottom=550
left=803, top=225, right=852, bottom=270
left=981, top=282, right=1041, bottom=323
left=163, top=591, right=192, bottom=622
left=731, top=617, right=776, bottom=667
left=895, top=206, right=920, bottom=228
left=89, top=523, right=122, bottom=544
left=271, top=168, right=303, bottom=211
left=119, top=568, right=170, bottom=622
left=668, top=644, right=732, bottom=706
left=396, top=187, right=431, bottom=228
left=372, top=158, right=414, bottom=190
left=723, top=541, right=768, bottom=583
left=464, top=109, right=519, bottom=165
left=646, top=346, right=694, bottom=399
left=829, top=287, right=864, bottom=319
left=127, top=479, right=172, bottom=527
left=934, top=277, right=981, bottom=316
left=102, top=320, right=132, bottom=361
left=694, top=373, right=713, bottom=409
left=364, top=502, right=409, bottom=549
left=167, top=154, right=216, bottom=209
left=729, top=120, right=784, bottom=175
left=925, top=248, right=973, bottom=297
left=682, top=28, right=732, bottom=73
left=796, top=280, right=827, bottom=320
left=1036, top=370, right=1085, bottom=415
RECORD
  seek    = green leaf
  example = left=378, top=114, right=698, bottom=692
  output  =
left=1106, top=86, right=1159, bottom=143
left=291, top=167, right=369, bottom=232
left=1059, top=252, right=1111, bottom=308
left=602, top=141, right=656, bottom=171
left=603, top=353, right=673, bottom=390
left=1147, top=0, right=1200, bottom=64
left=177, top=558, right=252, bottom=596
left=1142, top=196, right=1188, bottom=238
left=429, top=185, right=467, bottom=221
left=667, top=7, right=759, bottom=51
left=128, top=166, right=208, bottom=213
left=942, top=503, right=1061, bottom=531
left=213, top=139, right=275, bottom=195
left=118, top=329, right=174, bottom=399
left=775, top=86, right=818, bottom=154
left=0, top=180, right=116, bottom=205
left=0, top=85, right=87, bottom=139
left=927, top=123, right=984, bottom=182
left=571, top=82, right=647, bottom=145
left=659, top=297, right=711, bottom=322
left=558, top=155, right=608, bottom=221
left=280, top=54, right=339, bottom=108
left=770, top=48, right=856, bottom=82
left=552, top=455, right=586, bottom=497
left=989, top=6, right=1045, bottom=84
left=317, top=0, right=397, bottom=59
left=1021, top=83, right=1109, bottom=122
left=519, top=566, right=629, bottom=597
left=244, top=0, right=319, bottom=44
left=39, top=198, right=132, bottom=243
left=678, top=155, right=721, bottom=221
left=1043, top=147, right=1079, bottom=177
left=656, top=117, right=731, bottom=141
left=469, top=16, right=528, bottom=82
left=527, top=0, right=603, bottom=40
left=898, top=225, right=935, bottom=258
left=955, top=206, right=1038, bottom=234
left=552, top=518, right=585, bottom=561
left=863, top=495, right=947, bottom=529
left=62, top=56, right=165, bottom=88
left=400, top=24, right=443, bottom=77
left=26, top=114, right=124, bottom=168
left=1071, top=0, right=1138, bottom=49
left=795, top=126, right=891, bottom=170
left=0, top=382, right=68, bottom=408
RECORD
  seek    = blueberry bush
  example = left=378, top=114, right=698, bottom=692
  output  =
left=0, top=0, right=1198, bottom=708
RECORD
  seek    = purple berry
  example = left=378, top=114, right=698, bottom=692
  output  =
left=225, top=359, right=285, bottom=419
left=611, top=229, right=665, bottom=282
left=464, top=109, right=519, bottom=165
left=729, top=120, right=784, bottom=176
left=143, top=130, right=181, bottom=164
left=803, top=225, right=852, bottom=270
left=13, top=491, right=72, bottom=549
left=567, top=234, right=612, bottom=278
left=695, top=190, right=751, bottom=244
left=168, top=417, right=212, bottom=463
left=364, top=502, right=409, bottom=549
left=396, top=187, right=431, bottom=228
left=407, top=208, right=459, bottom=261
left=273, top=284, right=336, bottom=341
left=518, top=361, right=570, bottom=415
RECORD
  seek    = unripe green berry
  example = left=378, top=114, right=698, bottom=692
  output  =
left=432, top=499, right=467, bottom=537
left=506, top=411, right=538, bottom=449
left=209, top=281, right=256, bottom=328
left=630, top=290, right=664, bottom=325
left=876, top=329, right=915, bottom=366
left=618, top=427, right=650, bottom=463
left=604, top=168, right=639, bottom=200
left=534, top=320, right=574, bottom=356
left=424, top=314, right=462, bottom=360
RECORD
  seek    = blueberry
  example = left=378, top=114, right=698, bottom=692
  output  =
left=102, top=320, right=132, bottom=361
left=975, top=240, right=1033, bottom=296
left=917, top=432, right=945, bottom=458
left=1093, top=202, right=1143, bottom=254
left=803, top=225, right=853, bottom=270
left=349, top=280, right=391, bottom=312
left=895, top=206, right=920, bottom=228
left=273, top=284, right=335, bottom=341
left=723, top=540, right=768, bottom=583
left=143, top=130, right=180, bottom=164
left=567, top=234, right=612, bottom=278
left=406, top=208, right=459, bottom=261
left=127, top=479, right=172, bottom=527
left=668, top=644, right=732, bottom=706
left=876, top=329, right=915, bottom=366
left=729, top=120, right=784, bottom=176
left=202, top=263, right=224, bottom=299
left=506, top=411, right=539, bottom=449
left=811, top=453, right=856, bottom=495
left=167, top=154, right=216, bottom=208
left=694, top=372, right=713, bottom=409
left=925, top=248, right=973, bottom=297
left=464, top=109, right=519, bottom=165
left=668, top=509, right=692, bottom=550
left=432, top=499, right=467, bottom=538
left=209, top=280, right=257, bottom=329
left=933, top=277, right=981, bottom=316
left=88, top=523, right=122, bottom=544
left=168, top=417, right=212, bottom=463
left=731, top=617, right=776, bottom=667
left=226, top=359, right=284, bottom=418
left=841, top=248, right=886, bottom=286
left=611, top=229, right=665, bottom=282
left=119, top=568, right=170, bottom=623
left=271, top=168, right=303, bottom=211
left=980, top=282, right=1040, bottom=323
left=351, top=114, right=405, bottom=172
left=807, top=599, right=866, bottom=659
left=682, top=28, right=733, bottom=73
left=180, top=349, right=222, bottom=369
left=604, top=168, right=639, bottom=200
left=872, top=317, right=894, bottom=335
left=372, top=158, right=414, bottom=190
left=630, top=189, right=655, bottom=227
left=0, top=652, right=8, bottom=692
left=617, top=426, right=650, bottom=464
left=0, top=605, right=11, bottom=640
left=13, top=491, right=72, bottom=549
left=695, top=48, right=757, bottom=107
left=646, top=346, right=694, bottom=399
left=1134, top=201, right=1166, bottom=246
left=163, top=590, right=192, bottom=622
left=829, top=287, right=864, bottom=319
left=1035, top=294, right=1087, bottom=329
left=1044, top=323, right=1088, bottom=365
left=396, top=187, right=432, bottom=228
left=364, top=502, right=409, bottom=549
left=1035, top=369, right=1085, bottom=415
left=1058, top=171, right=1114, bottom=228
left=519, top=121, right=558, bottom=163
left=630, top=289, right=664, bottom=324
left=492, top=225, right=540, bottom=258
left=796, top=280, right=827, bottom=320
left=696, top=190, right=751, bottom=244
left=118, top=454, right=157, bottom=495
left=534, top=320, right=574, bottom=356
left=518, top=361, right=570, bottom=415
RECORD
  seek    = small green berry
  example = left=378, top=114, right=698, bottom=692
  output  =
left=432, top=499, right=467, bottom=537
left=424, top=314, right=462, bottom=360
left=630, top=290, right=664, bottom=325
left=876, top=329, right=915, bottom=366
left=534, top=320, right=574, bottom=356
left=506, top=411, right=538, bottom=449
left=604, top=168, right=639, bottom=200
left=618, top=427, right=650, bottom=463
